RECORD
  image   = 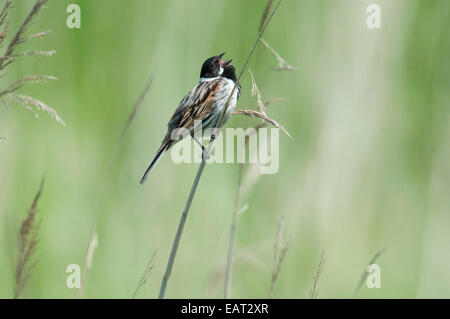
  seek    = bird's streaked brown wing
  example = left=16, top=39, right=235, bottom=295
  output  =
left=167, top=78, right=222, bottom=133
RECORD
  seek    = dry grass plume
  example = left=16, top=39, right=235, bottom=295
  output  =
left=132, top=251, right=157, bottom=298
left=354, top=247, right=386, bottom=298
left=14, top=177, right=44, bottom=299
left=310, top=250, right=325, bottom=299
left=0, top=0, right=63, bottom=125
left=269, top=216, right=288, bottom=298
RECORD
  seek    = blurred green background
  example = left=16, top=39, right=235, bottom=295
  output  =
left=0, top=0, right=449, bottom=298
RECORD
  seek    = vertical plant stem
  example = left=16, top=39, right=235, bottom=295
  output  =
left=224, top=164, right=243, bottom=298
left=158, top=155, right=208, bottom=298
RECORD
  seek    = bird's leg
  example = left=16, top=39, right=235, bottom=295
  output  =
left=194, top=136, right=205, bottom=151
left=194, top=136, right=211, bottom=160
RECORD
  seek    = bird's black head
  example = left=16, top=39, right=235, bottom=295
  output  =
left=222, top=64, right=237, bottom=83
left=200, top=53, right=232, bottom=80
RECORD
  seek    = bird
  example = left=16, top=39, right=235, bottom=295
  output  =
left=140, top=53, right=241, bottom=184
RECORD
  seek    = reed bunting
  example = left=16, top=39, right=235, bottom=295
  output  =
left=140, top=53, right=240, bottom=184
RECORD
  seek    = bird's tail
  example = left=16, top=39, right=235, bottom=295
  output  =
left=140, top=141, right=170, bottom=184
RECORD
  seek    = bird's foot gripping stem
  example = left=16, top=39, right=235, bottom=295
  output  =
left=201, top=133, right=218, bottom=161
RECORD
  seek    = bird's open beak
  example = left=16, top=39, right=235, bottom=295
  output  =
left=218, top=53, right=232, bottom=67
